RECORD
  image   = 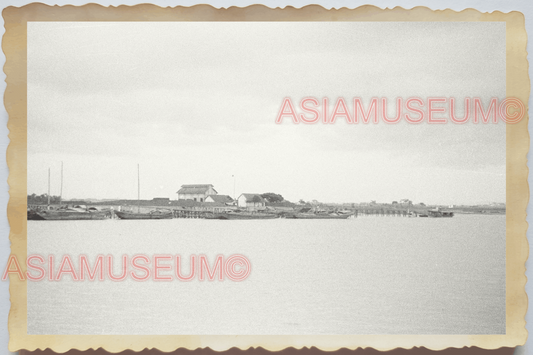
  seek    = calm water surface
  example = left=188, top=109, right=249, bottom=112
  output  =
left=27, top=214, right=505, bottom=335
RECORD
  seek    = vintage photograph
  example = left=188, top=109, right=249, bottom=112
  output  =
left=3, top=4, right=528, bottom=353
left=25, top=20, right=507, bottom=335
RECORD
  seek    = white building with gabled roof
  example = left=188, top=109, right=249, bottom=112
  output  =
left=237, top=193, right=265, bottom=209
left=176, top=184, right=217, bottom=202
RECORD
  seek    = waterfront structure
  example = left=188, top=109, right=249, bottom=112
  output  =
left=205, top=195, right=233, bottom=204
left=237, top=193, right=265, bottom=209
left=152, top=197, right=171, bottom=205
left=177, top=184, right=217, bottom=202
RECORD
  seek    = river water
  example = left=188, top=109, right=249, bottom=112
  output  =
left=27, top=214, right=505, bottom=335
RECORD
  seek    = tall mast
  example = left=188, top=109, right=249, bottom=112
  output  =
left=47, top=168, right=51, bottom=206
left=59, top=161, right=63, bottom=206
left=232, top=175, right=236, bottom=201
left=137, top=164, right=140, bottom=213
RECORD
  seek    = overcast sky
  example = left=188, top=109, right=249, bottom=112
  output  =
left=27, top=21, right=506, bottom=205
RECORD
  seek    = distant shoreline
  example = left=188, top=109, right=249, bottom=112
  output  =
left=27, top=198, right=506, bottom=215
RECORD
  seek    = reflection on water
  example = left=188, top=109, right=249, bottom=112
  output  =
left=27, top=214, right=505, bottom=335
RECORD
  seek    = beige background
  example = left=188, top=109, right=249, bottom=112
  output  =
left=3, top=4, right=529, bottom=353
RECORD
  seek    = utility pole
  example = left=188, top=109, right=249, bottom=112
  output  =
left=59, top=161, right=63, bottom=206
left=232, top=175, right=236, bottom=201
left=47, top=168, right=50, bottom=207
left=137, top=164, right=140, bottom=213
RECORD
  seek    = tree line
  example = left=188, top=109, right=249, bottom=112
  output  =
left=260, top=192, right=284, bottom=203
left=28, top=193, right=61, bottom=205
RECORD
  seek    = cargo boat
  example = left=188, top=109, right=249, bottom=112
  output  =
left=27, top=164, right=110, bottom=220
left=205, top=211, right=279, bottom=220
left=427, top=209, right=454, bottom=218
left=29, top=207, right=108, bottom=220
left=114, top=164, right=173, bottom=220
left=114, top=210, right=173, bottom=220
left=286, top=212, right=353, bottom=219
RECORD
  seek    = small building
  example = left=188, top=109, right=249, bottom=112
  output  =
left=177, top=184, right=217, bottom=202
left=152, top=197, right=170, bottom=205
left=205, top=195, right=234, bottom=204
left=237, top=193, right=265, bottom=209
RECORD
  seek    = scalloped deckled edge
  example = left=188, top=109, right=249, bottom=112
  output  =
left=3, top=3, right=529, bottom=353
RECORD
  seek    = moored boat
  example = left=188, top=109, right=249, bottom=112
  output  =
left=114, top=164, right=174, bottom=220
left=114, top=210, right=173, bottom=220
left=27, top=209, right=42, bottom=220
left=28, top=164, right=111, bottom=220
left=286, top=212, right=352, bottom=219
left=427, top=209, right=454, bottom=218
left=205, top=211, right=279, bottom=220
left=30, top=207, right=108, bottom=220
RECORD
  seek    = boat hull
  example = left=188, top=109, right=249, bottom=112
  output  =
left=427, top=211, right=454, bottom=218
left=28, top=210, right=46, bottom=220
left=286, top=213, right=352, bottom=219
left=31, top=210, right=108, bottom=220
left=207, top=213, right=279, bottom=220
left=114, top=211, right=173, bottom=220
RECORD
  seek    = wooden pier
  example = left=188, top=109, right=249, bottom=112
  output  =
left=350, top=208, right=420, bottom=217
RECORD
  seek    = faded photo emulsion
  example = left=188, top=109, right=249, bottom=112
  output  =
left=4, top=5, right=528, bottom=353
